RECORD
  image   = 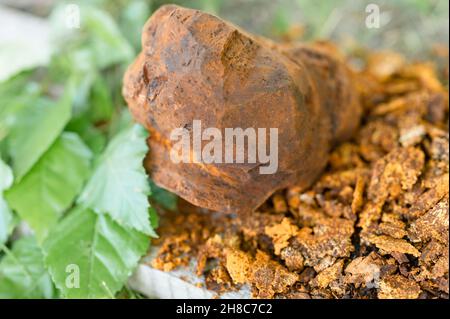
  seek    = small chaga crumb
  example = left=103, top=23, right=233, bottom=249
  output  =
left=151, top=207, right=230, bottom=272
left=225, top=249, right=253, bottom=284
left=272, top=194, right=288, bottom=213
left=265, top=218, right=299, bottom=255
left=280, top=289, right=311, bottom=299
left=368, top=146, right=425, bottom=204
left=280, top=246, right=304, bottom=271
left=378, top=275, right=421, bottom=299
left=329, top=143, right=364, bottom=171
left=236, top=212, right=284, bottom=239
left=415, top=240, right=449, bottom=281
left=368, top=235, right=420, bottom=257
left=428, top=251, right=449, bottom=280
left=312, top=259, right=344, bottom=289
left=294, top=217, right=354, bottom=269
left=205, top=265, right=233, bottom=292
left=377, top=221, right=408, bottom=239
left=351, top=175, right=366, bottom=214
left=322, top=200, right=353, bottom=219
left=408, top=174, right=449, bottom=218
left=358, top=201, right=383, bottom=234
left=400, top=63, right=444, bottom=92
left=196, top=235, right=225, bottom=275
left=250, top=251, right=299, bottom=298
left=314, top=169, right=359, bottom=192
left=344, top=252, right=385, bottom=288
left=408, top=196, right=449, bottom=243
left=358, top=120, right=399, bottom=160
left=427, top=135, right=449, bottom=162
left=286, top=187, right=302, bottom=209
left=399, top=125, right=426, bottom=147
left=151, top=232, right=192, bottom=271
left=366, top=51, right=405, bottom=81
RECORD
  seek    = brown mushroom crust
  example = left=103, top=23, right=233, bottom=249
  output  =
left=123, top=5, right=362, bottom=213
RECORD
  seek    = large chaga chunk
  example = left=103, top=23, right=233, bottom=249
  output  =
left=123, top=5, right=362, bottom=213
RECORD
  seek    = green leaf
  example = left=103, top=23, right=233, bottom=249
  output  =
left=67, top=116, right=107, bottom=156
left=0, top=198, right=14, bottom=245
left=149, top=179, right=178, bottom=211
left=108, top=109, right=133, bottom=139
left=78, top=124, right=154, bottom=236
left=0, top=158, right=13, bottom=192
left=48, top=49, right=96, bottom=117
left=43, top=207, right=149, bottom=298
left=149, top=207, right=159, bottom=232
left=83, top=7, right=134, bottom=68
left=0, top=72, right=40, bottom=142
left=272, top=7, right=290, bottom=36
left=200, top=0, right=223, bottom=14
left=5, top=133, right=92, bottom=241
left=0, top=95, right=33, bottom=143
left=6, top=86, right=73, bottom=181
left=89, top=75, right=114, bottom=122
left=50, top=3, right=132, bottom=68
left=120, top=0, right=151, bottom=50
left=0, top=159, right=14, bottom=244
left=0, top=236, right=55, bottom=298
left=0, top=70, right=36, bottom=99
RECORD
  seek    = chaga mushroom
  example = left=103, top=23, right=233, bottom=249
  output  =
left=123, top=5, right=362, bottom=213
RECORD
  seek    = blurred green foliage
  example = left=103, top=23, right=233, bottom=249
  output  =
left=0, top=0, right=171, bottom=298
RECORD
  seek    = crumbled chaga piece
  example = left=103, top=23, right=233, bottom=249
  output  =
left=151, top=203, right=231, bottom=273
left=329, top=143, right=365, bottom=171
left=367, top=235, right=421, bottom=257
left=399, top=125, right=426, bottom=147
left=280, top=246, right=305, bottom=272
left=225, top=249, right=253, bottom=284
left=149, top=49, right=448, bottom=299
left=196, top=235, right=226, bottom=276
left=368, top=146, right=425, bottom=205
left=407, top=174, right=449, bottom=218
left=344, top=252, right=385, bottom=288
left=205, top=265, right=234, bottom=293
left=224, top=247, right=302, bottom=298
left=408, top=196, right=449, bottom=243
left=426, top=134, right=449, bottom=162
left=265, top=218, right=299, bottom=255
left=419, top=240, right=449, bottom=280
left=351, top=175, right=366, bottom=214
left=377, top=220, right=408, bottom=239
left=151, top=232, right=190, bottom=272
left=314, top=169, right=360, bottom=192
left=279, top=286, right=311, bottom=299
left=286, top=186, right=302, bottom=209
left=378, top=275, right=421, bottom=299
left=293, top=216, right=354, bottom=270
left=358, top=120, right=399, bottom=161
left=235, top=211, right=285, bottom=240
left=250, top=251, right=299, bottom=298
left=400, top=63, right=445, bottom=92
left=312, top=259, right=345, bottom=289
left=272, top=194, right=288, bottom=214
left=358, top=201, right=384, bottom=235
left=366, top=51, right=405, bottom=81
